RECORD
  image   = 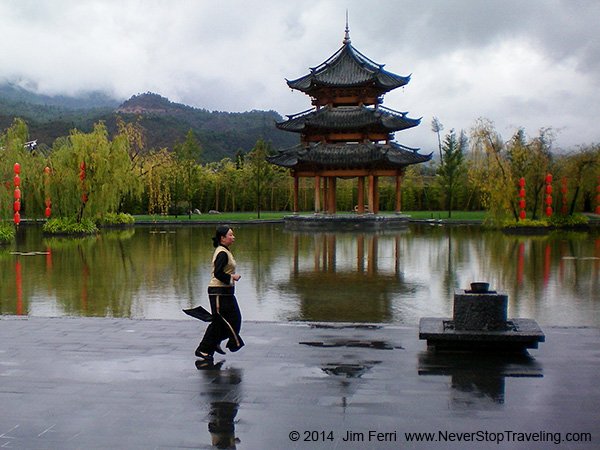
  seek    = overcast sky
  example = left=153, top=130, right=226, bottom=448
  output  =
left=1, top=0, right=599, bottom=152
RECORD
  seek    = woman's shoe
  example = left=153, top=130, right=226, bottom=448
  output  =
left=195, top=349, right=214, bottom=361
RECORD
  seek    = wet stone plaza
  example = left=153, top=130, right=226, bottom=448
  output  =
left=0, top=317, right=599, bottom=449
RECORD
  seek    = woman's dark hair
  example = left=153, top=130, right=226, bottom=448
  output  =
left=212, top=225, right=231, bottom=248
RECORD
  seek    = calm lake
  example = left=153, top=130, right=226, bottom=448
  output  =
left=1, top=223, right=599, bottom=327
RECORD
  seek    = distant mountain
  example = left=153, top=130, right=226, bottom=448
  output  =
left=0, top=86, right=297, bottom=161
left=0, top=81, right=120, bottom=110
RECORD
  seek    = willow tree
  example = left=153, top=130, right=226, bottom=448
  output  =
left=469, top=118, right=517, bottom=223
left=48, top=122, right=141, bottom=222
left=144, top=149, right=176, bottom=215
left=0, top=118, right=48, bottom=220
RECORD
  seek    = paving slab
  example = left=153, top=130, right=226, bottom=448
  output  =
left=0, top=316, right=598, bottom=449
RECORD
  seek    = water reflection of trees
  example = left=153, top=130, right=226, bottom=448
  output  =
left=1, top=224, right=598, bottom=325
left=407, top=225, right=599, bottom=324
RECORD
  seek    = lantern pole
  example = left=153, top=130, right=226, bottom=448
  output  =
left=560, top=177, right=568, bottom=216
left=13, top=163, right=21, bottom=226
left=44, top=166, right=52, bottom=219
left=545, top=173, right=553, bottom=218
left=596, top=175, right=600, bottom=215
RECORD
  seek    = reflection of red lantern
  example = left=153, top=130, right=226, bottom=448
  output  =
left=82, top=193, right=88, bottom=203
left=45, top=207, right=51, bottom=218
left=546, top=206, right=553, bottom=216
left=545, top=196, right=553, bottom=206
left=14, top=163, right=20, bottom=174
left=519, top=199, right=526, bottom=209
left=519, top=210, right=526, bottom=220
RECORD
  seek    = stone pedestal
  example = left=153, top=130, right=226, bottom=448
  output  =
left=419, top=282, right=545, bottom=352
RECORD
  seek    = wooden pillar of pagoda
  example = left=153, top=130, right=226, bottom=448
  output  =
left=322, top=177, right=328, bottom=213
left=357, top=177, right=365, bottom=214
left=395, top=174, right=403, bottom=213
left=373, top=176, right=380, bottom=214
left=314, top=175, right=321, bottom=213
left=327, top=177, right=337, bottom=214
left=367, top=175, right=375, bottom=213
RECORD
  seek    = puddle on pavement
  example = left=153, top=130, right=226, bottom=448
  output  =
left=299, top=339, right=400, bottom=350
left=322, top=361, right=381, bottom=378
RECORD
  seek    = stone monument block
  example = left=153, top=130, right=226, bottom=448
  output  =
left=453, top=288, right=508, bottom=331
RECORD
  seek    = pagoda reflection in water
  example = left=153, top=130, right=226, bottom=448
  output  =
left=282, top=231, right=417, bottom=323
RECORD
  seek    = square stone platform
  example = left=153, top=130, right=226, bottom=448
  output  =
left=419, top=317, right=546, bottom=351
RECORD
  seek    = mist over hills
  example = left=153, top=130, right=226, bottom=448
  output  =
left=0, top=83, right=296, bottom=161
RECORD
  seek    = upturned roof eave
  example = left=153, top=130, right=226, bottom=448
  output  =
left=286, top=43, right=410, bottom=93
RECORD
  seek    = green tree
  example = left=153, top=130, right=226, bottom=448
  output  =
left=437, top=129, right=467, bottom=218
left=48, top=122, right=141, bottom=222
left=174, top=130, right=202, bottom=217
left=506, top=128, right=553, bottom=219
left=246, top=139, right=274, bottom=218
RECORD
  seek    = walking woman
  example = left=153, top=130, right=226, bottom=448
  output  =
left=195, top=225, right=244, bottom=361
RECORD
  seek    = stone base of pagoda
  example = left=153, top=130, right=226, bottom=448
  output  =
left=283, top=213, right=410, bottom=231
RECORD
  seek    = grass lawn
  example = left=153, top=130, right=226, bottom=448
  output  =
left=133, top=211, right=486, bottom=223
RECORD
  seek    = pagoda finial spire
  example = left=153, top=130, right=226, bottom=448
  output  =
left=343, top=10, right=351, bottom=45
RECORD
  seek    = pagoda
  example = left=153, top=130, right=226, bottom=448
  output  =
left=268, top=23, right=431, bottom=215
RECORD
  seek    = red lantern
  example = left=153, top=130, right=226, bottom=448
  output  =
left=518, top=188, right=526, bottom=198
left=545, top=184, right=553, bottom=195
left=14, top=163, right=20, bottom=174
left=44, top=166, right=51, bottom=175
left=45, top=207, right=51, bottom=218
left=14, top=200, right=20, bottom=212
left=596, top=205, right=600, bottom=214
left=518, top=199, right=526, bottom=209
left=519, top=210, right=526, bottom=220
left=45, top=199, right=51, bottom=208
left=14, top=188, right=21, bottom=200
left=14, top=212, right=21, bottom=225
left=545, top=196, right=553, bottom=206
left=546, top=206, right=553, bottom=217
left=518, top=177, right=525, bottom=188
left=14, top=175, right=20, bottom=187
left=545, top=173, right=553, bottom=184
left=82, top=193, right=88, bottom=203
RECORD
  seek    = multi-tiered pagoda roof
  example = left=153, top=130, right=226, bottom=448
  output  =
left=269, top=24, right=431, bottom=215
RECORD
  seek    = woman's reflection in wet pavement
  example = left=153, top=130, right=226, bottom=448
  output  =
left=196, top=360, right=243, bottom=449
